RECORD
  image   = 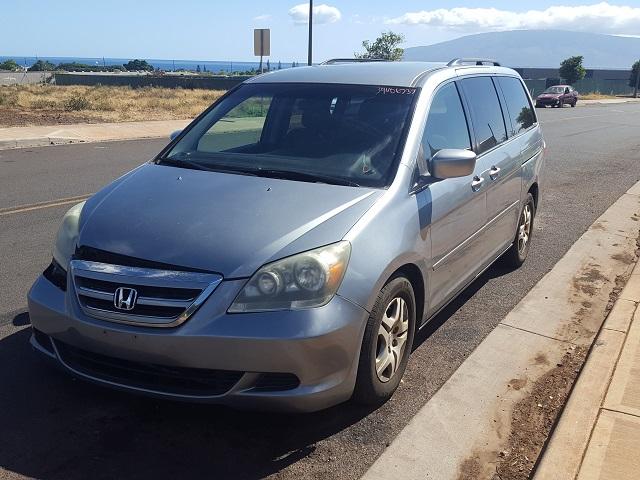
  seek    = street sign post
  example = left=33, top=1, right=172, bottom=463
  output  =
left=254, top=28, right=271, bottom=73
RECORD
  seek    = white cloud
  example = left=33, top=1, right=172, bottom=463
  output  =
left=288, top=3, right=342, bottom=25
left=253, top=14, right=272, bottom=22
left=386, top=2, right=640, bottom=35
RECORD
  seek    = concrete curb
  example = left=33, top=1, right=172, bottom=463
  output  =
left=362, top=182, right=640, bottom=479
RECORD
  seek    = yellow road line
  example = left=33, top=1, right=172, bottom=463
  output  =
left=0, top=194, right=90, bottom=217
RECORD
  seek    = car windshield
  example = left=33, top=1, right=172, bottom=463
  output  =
left=544, top=86, right=565, bottom=94
left=160, top=83, right=418, bottom=188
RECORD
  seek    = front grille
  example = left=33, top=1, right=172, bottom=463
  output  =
left=55, top=340, right=243, bottom=396
left=70, top=260, right=222, bottom=327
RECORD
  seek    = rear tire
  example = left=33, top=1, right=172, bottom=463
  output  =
left=352, top=275, right=416, bottom=406
left=503, top=193, right=535, bottom=268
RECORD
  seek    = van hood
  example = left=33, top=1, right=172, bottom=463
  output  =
left=78, top=163, right=382, bottom=277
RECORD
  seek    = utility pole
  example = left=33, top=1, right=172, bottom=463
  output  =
left=635, top=60, right=640, bottom=98
left=307, top=0, right=313, bottom=66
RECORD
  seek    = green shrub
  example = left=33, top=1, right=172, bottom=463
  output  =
left=28, top=60, right=56, bottom=72
left=0, top=59, right=21, bottom=71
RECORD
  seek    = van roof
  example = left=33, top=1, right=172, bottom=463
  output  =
left=245, top=61, right=518, bottom=88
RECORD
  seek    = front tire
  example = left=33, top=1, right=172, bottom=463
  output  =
left=503, top=193, right=535, bottom=268
left=352, top=275, right=416, bottom=406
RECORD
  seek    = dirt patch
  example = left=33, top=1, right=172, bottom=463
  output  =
left=493, top=347, right=587, bottom=480
left=572, top=266, right=608, bottom=297
left=606, top=274, right=631, bottom=312
left=508, top=379, right=528, bottom=391
left=0, top=108, right=94, bottom=127
left=612, top=252, right=637, bottom=265
left=458, top=457, right=483, bottom=480
left=534, top=354, right=549, bottom=365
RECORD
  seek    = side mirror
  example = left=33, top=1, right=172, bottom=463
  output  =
left=431, top=149, right=477, bottom=179
left=169, top=130, right=182, bottom=141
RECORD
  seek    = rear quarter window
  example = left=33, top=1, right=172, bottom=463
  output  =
left=497, top=77, right=536, bottom=135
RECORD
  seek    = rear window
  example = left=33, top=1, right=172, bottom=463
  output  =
left=163, top=83, right=418, bottom=188
left=460, top=77, right=508, bottom=155
left=497, top=77, right=536, bottom=135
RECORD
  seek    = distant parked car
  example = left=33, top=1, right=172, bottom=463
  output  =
left=535, top=85, right=578, bottom=108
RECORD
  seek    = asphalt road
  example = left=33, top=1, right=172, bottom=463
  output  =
left=1, top=103, right=640, bottom=480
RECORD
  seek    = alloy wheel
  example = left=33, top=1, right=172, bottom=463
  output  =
left=375, top=296, right=409, bottom=382
left=518, top=203, right=533, bottom=254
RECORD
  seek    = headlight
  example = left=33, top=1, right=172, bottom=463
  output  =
left=52, top=201, right=85, bottom=269
left=228, top=241, right=351, bottom=313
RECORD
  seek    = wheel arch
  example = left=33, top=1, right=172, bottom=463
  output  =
left=385, top=263, right=426, bottom=326
left=528, top=182, right=539, bottom=209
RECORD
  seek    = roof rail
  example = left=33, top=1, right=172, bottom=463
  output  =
left=321, top=58, right=389, bottom=65
left=447, top=58, right=501, bottom=67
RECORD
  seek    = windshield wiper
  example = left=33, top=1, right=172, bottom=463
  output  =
left=158, top=157, right=261, bottom=177
left=157, top=157, right=211, bottom=171
left=251, top=169, right=360, bottom=187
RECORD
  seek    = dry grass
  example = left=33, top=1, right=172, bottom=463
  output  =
left=579, top=92, right=622, bottom=100
left=0, top=84, right=225, bottom=127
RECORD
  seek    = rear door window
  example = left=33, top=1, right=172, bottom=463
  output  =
left=496, top=77, right=536, bottom=135
left=461, top=77, right=508, bottom=155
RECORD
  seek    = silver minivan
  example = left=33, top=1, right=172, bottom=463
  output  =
left=28, top=59, right=544, bottom=412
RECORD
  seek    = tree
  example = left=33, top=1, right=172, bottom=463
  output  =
left=356, top=31, right=405, bottom=61
left=559, top=56, right=586, bottom=85
left=629, top=60, right=640, bottom=98
left=28, top=60, right=56, bottom=72
left=0, top=59, right=20, bottom=71
left=122, top=59, right=154, bottom=71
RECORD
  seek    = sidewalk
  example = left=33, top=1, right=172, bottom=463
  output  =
left=0, top=119, right=189, bottom=150
left=535, top=261, right=640, bottom=479
left=578, top=98, right=640, bottom=106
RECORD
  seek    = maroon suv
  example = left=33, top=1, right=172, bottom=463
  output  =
left=535, top=85, right=579, bottom=108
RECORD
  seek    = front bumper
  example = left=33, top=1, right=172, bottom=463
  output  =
left=28, top=274, right=369, bottom=412
left=536, top=97, right=561, bottom=106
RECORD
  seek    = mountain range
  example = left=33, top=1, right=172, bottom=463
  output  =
left=403, top=30, right=640, bottom=69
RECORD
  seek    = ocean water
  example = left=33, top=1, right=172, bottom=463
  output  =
left=0, top=56, right=296, bottom=73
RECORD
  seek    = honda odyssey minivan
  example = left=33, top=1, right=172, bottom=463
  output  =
left=28, top=59, right=544, bottom=412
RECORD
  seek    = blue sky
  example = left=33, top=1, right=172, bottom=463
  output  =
left=2, top=1, right=640, bottom=62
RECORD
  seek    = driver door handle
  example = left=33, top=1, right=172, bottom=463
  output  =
left=471, top=176, right=484, bottom=192
left=489, top=166, right=501, bottom=180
